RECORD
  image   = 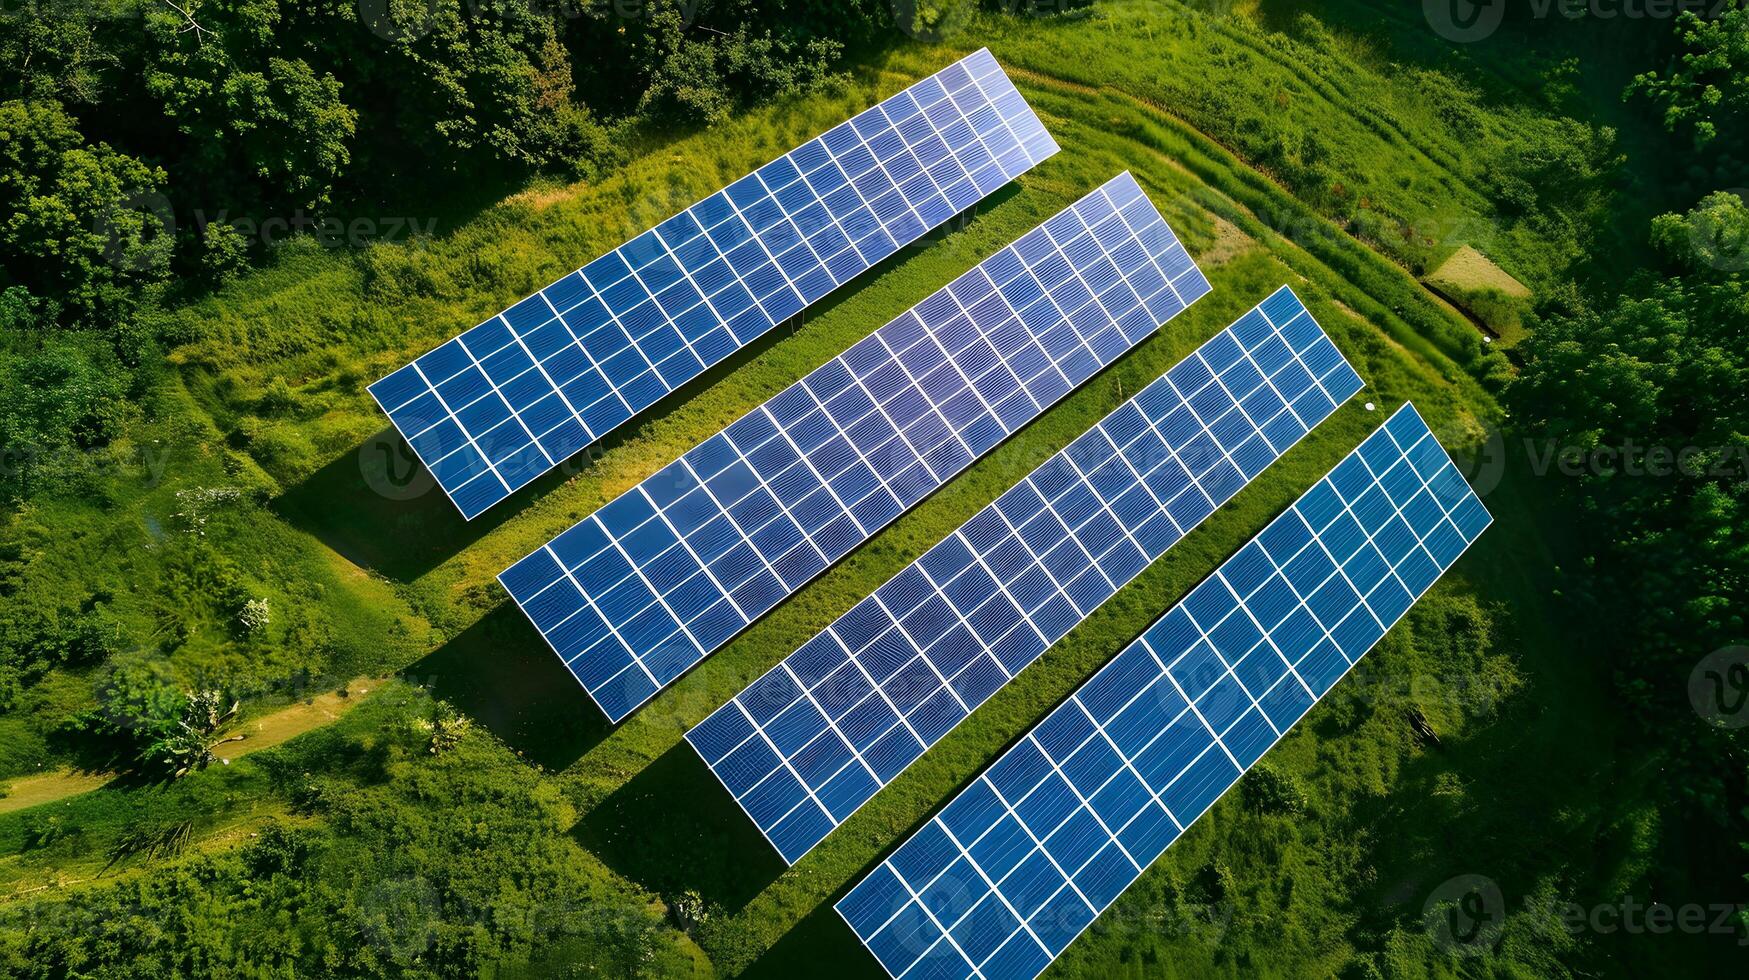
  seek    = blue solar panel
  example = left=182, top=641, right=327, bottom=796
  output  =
left=501, top=173, right=1212, bottom=722
left=369, top=49, right=1059, bottom=519
left=686, top=285, right=1364, bottom=862
left=835, top=403, right=1491, bottom=980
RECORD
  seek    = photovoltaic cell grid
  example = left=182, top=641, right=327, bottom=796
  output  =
left=835, top=403, right=1492, bottom=980
left=687, top=285, right=1364, bottom=863
left=501, top=173, right=1211, bottom=723
left=368, top=49, right=1059, bottom=519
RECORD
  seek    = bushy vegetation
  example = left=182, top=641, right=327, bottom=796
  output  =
left=1, top=0, right=889, bottom=314
left=1625, top=0, right=1747, bottom=152
left=0, top=0, right=894, bottom=505
left=0, top=682, right=705, bottom=977
left=1511, top=190, right=1749, bottom=819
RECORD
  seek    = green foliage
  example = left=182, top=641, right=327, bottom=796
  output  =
left=0, top=592, right=128, bottom=711
left=198, top=217, right=251, bottom=283
left=239, top=818, right=319, bottom=876
left=419, top=704, right=471, bottom=756
left=1238, top=761, right=1307, bottom=815
left=59, top=665, right=188, bottom=764
left=0, top=98, right=171, bottom=332
left=254, top=375, right=299, bottom=417
left=896, top=0, right=979, bottom=41
left=632, top=4, right=848, bottom=125
left=1625, top=1, right=1748, bottom=150
left=1650, top=189, right=1749, bottom=273
left=0, top=286, right=32, bottom=332
left=0, top=331, right=133, bottom=501
left=0, top=685, right=698, bottom=978
left=1510, top=207, right=1748, bottom=819
left=1485, top=116, right=1622, bottom=274
left=356, top=0, right=592, bottom=172
left=1453, top=286, right=1528, bottom=340
left=56, top=666, right=239, bottom=778
left=140, top=0, right=358, bottom=212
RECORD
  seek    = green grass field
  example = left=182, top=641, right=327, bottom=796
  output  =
left=0, top=4, right=1729, bottom=977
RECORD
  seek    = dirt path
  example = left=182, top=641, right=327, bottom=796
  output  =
left=212, top=678, right=376, bottom=762
left=0, top=771, right=113, bottom=815
left=0, top=678, right=376, bottom=815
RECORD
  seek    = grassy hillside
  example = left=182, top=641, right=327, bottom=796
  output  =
left=0, top=3, right=1732, bottom=978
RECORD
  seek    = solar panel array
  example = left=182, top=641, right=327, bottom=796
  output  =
left=835, top=403, right=1491, bottom=980
left=368, top=49, right=1059, bottom=519
left=687, top=286, right=1364, bottom=863
left=501, top=173, right=1213, bottom=723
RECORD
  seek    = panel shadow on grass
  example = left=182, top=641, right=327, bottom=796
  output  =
left=572, top=741, right=786, bottom=913
left=741, top=890, right=886, bottom=980
left=406, top=603, right=607, bottom=771
left=272, top=427, right=514, bottom=582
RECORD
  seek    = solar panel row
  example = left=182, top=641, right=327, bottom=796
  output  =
left=836, top=403, right=1491, bottom=980
left=501, top=173, right=1212, bottom=722
left=369, top=49, right=1059, bottom=519
left=688, top=286, right=1364, bottom=863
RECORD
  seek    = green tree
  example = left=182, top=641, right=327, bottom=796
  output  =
left=0, top=0, right=126, bottom=105
left=1485, top=116, right=1620, bottom=272
left=631, top=5, right=845, bottom=125
left=1650, top=189, right=1749, bottom=273
left=141, top=0, right=357, bottom=212
left=0, top=98, right=171, bottom=330
left=59, top=667, right=238, bottom=778
left=1509, top=206, right=1748, bottom=818
left=0, top=332, right=132, bottom=499
left=1626, top=1, right=1748, bottom=150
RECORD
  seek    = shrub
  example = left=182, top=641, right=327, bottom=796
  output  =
left=1240, top=761, right=1309, bottom=815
